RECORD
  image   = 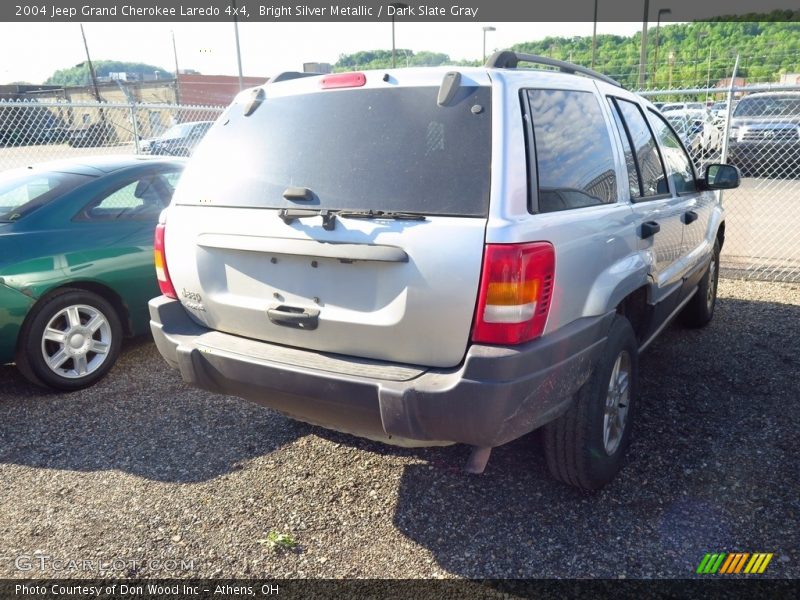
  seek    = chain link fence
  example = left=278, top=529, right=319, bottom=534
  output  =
left=0, top=100, right=224, bottom=172
left=2, top=89, right=800, bottom=282
left=639, top=83, right=800, bottom=282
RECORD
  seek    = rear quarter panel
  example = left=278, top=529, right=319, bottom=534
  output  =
left=484, top=72, right=645, bottom=333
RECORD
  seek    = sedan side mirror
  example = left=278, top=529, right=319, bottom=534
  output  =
left=704, top=164, right=740, bottom=190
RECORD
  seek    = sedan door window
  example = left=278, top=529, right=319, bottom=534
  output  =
left=78, top=173, right=174, bottom=221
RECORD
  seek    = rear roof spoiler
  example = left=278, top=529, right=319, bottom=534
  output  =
left=269, top=71, right=323, bottom=84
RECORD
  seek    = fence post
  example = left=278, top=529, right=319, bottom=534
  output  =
left=129, top=103, right=141, bottom=154
left=720, top=53, right=740, bottom=166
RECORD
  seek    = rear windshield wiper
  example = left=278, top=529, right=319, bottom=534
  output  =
left=279, top=208, right=426, bottom=231
left=335, top=210, right=427, bottom=221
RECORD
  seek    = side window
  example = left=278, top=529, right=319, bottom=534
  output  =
left=647, top=110, right=698, bottom=194
left=163, top=170, right=182, bottom=190
left=526, top=89, right=617, bottom=213
left=607, top=98, right=641, bottom=199
left=78, top=174, right=173, bottom=221
left=615, top=99, right=669, bottom=198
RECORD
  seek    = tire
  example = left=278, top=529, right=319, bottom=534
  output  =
left=681, top=239, right=720, bottom=328
left=543, top=315, right=639, bottom=490
left=16, top=289, right=123, bottom=391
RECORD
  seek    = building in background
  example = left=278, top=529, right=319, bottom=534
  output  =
left=0, top=74, right=267, bottom=145
left=176, top=74, right=267, bottom=105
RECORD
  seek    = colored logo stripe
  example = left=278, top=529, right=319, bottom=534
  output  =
left=744, top=553, right=774, bottom=574
left=697, top=553, right=774, bottom=574
left=697, top=553, right=726, bottom=574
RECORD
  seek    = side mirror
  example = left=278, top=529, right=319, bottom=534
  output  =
left=704, top=164, right=740, bottom=190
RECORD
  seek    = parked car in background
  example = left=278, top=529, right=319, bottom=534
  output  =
left=710, top=100, right=729, bottom=119
left=140, top=121, right=214, bottom=157
left=67, top=121, right=118, bottom=148
left=661, top=102, right=706, bottom=113
left=149, top=54, right=739, bottom=490
left=727, top=92, right=800, bottom=177
left=0, top=156, right=185, bottom=390
left=0, top=105, right=68, bottom=147
left=665, top=109, right=724, bottom=159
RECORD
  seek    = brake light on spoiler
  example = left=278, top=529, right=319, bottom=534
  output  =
left=472, top=242, right=555, bottom=345
left=320, top=72, right=367, bottom=89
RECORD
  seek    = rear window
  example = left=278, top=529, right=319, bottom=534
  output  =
left=0, top=170, right=91, bottom=222
left=181, top=85, right=492, bottom=217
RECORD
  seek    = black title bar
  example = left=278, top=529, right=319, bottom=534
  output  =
left=3, top=0, right=800, bottom=22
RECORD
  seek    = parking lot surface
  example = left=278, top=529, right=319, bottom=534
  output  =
left=0, top=279, right=798, bottom=579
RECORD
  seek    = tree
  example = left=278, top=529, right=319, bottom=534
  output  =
left=45, top=61, right=171, bottom=86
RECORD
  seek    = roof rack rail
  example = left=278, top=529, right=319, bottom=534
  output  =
left=485, top=50, right=622, bottom=88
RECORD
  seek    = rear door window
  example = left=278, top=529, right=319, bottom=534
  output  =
left=183, top=86, right=492, bottom=217
left=647, top=110, right=697, bottom=194
left=525, top=89, right=617, bottom=213
left=615, top=99, right=669, bottom=199
left=607, top=98, right=642, bottom=199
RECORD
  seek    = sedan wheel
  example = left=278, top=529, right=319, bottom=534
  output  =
left=16, top=289, right=123, bottom=391
left=40, top=304, right=113, bottom=379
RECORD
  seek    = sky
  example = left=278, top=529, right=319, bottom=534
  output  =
left=0, top=21, right=644, bottom=84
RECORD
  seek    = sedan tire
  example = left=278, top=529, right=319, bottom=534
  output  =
left=16, top=289, right=123, bottom=391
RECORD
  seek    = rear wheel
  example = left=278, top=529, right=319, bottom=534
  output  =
left=16, top=289, right=123, bottom=391
left=681, top=239, right=720, bottom=328
left=543, top=316, right=638, bottom=490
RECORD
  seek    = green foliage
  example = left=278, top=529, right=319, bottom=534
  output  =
left=334, top=14, right=800, bottom=89
left=45, top=61, right=171, bottom=86
left=257, top=531, right=297, bottom=552
left=334, top=49, right=468, bottom=71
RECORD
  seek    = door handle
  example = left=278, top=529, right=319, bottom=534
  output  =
left=683, top=210, right=699, bottom=224
left=640, top=221, right=661, bottom=239
left=267, top=306, right=320, bottom=330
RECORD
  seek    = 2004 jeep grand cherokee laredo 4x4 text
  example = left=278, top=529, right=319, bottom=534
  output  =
left=149, top=52, right=740, bottom=490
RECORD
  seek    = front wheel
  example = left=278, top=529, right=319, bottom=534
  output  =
left=542, top=316, right=639, bottom=490
left=16, top=289, right=123, bottom=391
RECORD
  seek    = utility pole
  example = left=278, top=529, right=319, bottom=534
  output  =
left=653, top=8, right=671, bottom=87
left=80, top=24, right=101, bottom=103
left=390, top=3, right=409, bottom=68
left=637, top=0, right=650, bottom=89
left=591, top=0, right=598, bottom=69
left=482, top=26, right=496, bottom=64
left=171, top=30, right=180, bottom=104
left=694, top=29, right=708, bottom=85
left=232, top=0, right=244, bottom=91
left=79, top=23, right=108, bottom=143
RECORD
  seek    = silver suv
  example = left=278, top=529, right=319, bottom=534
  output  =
left=149, top=52, right=740, bottom=489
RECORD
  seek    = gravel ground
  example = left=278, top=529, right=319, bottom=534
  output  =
left=0, top=278, right=797, bottom=579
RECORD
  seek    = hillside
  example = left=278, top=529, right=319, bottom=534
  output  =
left=45, top=61, right=171, bottom=86
left=334, top=15, right=800, bottom=89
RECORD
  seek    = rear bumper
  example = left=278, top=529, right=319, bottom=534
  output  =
left=149, top=297, right=613, bottom=447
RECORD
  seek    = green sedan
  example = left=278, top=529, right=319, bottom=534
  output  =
left=0, top=156, right=185, bottom=390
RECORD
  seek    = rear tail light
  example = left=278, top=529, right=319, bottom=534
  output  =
left=320, top=72, right=367, bottom=89
left=471, top=242, right=555, bottom=345
left=154, top=223, right=177, bottom=299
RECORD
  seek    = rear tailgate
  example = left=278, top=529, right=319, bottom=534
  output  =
left=165, top=70, right=492, bottom=368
